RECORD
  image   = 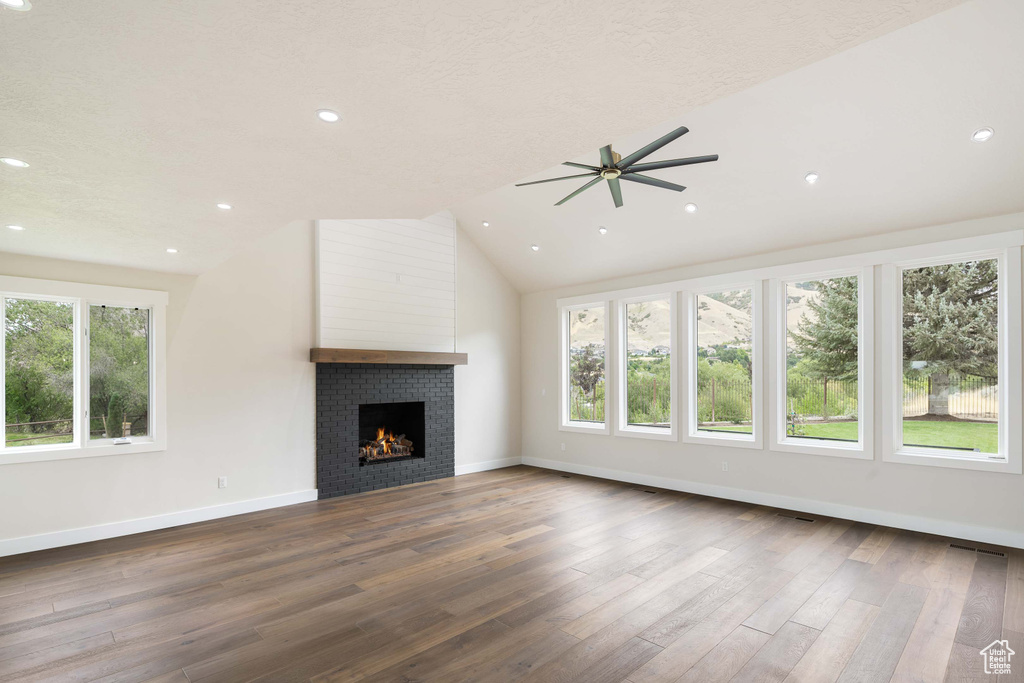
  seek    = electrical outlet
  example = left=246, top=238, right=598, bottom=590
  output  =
left=560, top=442, right=566, bottom=451
left=218, top=476, right=228, bottom=489
left=721, top=462, right=729, bottom=472
left=541, top=388, right=546, bottom=397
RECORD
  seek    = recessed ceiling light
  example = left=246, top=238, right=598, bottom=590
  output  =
left=216, top=203, right=232, bottom=210
left=482, top=221, right=490, bottom=227
left=6, top=224, right=25, bottom=231
left=0, top=0, right=31, bottom=11
left=804, top=171, right=820, bottom=184
left=598, top=226, right=608, bottom=235
left=166, top=248, right=178, bottom=254
left=972, top=127, right=994, bottom=142
left=1, top=157, right=29, bottom=168
left=531, top=244, right=540, bottom=252
left=684, top=203, right=698, bottom=214
left=316, top=109, right=340, bottom=123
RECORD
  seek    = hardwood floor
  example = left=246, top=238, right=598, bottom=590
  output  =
left=0, top=466, right=1021, bottom=682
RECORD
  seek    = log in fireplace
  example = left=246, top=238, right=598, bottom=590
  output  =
left=358, top=401, right=425, bottom=465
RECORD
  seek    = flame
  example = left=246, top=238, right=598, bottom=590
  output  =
left=376, top=426, right=396, bottom=454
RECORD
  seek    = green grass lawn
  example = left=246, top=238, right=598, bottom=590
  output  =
left=5, top=430, right=74, bottom=447
left=701, top=420, right=997, bottom=453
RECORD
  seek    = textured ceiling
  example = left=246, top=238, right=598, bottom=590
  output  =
left=454, top=0, right=1024, bottom=292
left=0, top=0, right=963, bottom=275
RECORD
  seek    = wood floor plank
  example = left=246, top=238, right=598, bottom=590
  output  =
left=784, top=599, right=879, bottom=683
left=676, top=625, right=770, bottom=683
left=0, top=467, right=1018, bottom=682
left=836, top=582, right=929, bottom=683
left=731, top=620, right=820, bottom=683
left=891, top=547, right=976, bottom=683
left=953, top=552, right=1008, bottom=650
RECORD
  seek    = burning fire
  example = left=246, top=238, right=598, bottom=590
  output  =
left=360, top=427, right=414, bottom=460
left=376, top=426, right=396, bottom=454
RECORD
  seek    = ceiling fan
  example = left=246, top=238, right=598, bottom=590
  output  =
left=515, top=126, right=718, bottom=208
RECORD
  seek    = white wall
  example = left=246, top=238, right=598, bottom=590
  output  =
left=317, top=212, right=457, bottom=352
left=0, top=220, right=318, bottom=553
left=521, top=212, right=1024, bottom=548
left=0, top=218, right=522, bottom=554
left=455, top=227, right=522, bottom=474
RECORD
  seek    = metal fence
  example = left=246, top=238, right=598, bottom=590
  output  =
left=625, top=378, right=671, bottom=426
left=569, top=374, right=997, bottom=426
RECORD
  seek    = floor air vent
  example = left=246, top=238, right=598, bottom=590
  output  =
left=559, top=475, right=572, bottom=479
left=949, top=543, right=1007, bottom=558
left=776, top=512, right=815, bottom=523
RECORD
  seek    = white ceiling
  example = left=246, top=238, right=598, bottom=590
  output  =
left=0, top=0, right=964, bottom=276
left=455, top=0, right=1024, bottom=291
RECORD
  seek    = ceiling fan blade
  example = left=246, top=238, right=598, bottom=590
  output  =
left=555, top=176, right=603, bottom=206
left=624, top=154, right=719, bottom=173
left=617, top=126, right=689, bottom=168
left=563, top=161, right=600, bottom=171
left=620, top=173, right=686, bottom=192
left=515, top=172, right=598, bottom=187
left=599, top=145, right=615, bottom=168
left=608, top=177, right=623, bottom=208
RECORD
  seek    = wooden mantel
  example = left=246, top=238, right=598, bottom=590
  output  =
left=309, top=348, right=468, bottom=365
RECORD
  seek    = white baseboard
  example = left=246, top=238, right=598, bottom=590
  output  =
left=0, top=489, right=319, bottom=558
left=522, top=457, right=1024, bottom=550
left=455, top=457, right=522, bottom=476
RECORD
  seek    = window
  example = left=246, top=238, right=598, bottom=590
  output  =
left=894, top=258, right=1001, bottom=458
left=884, top=243, right=1021, bottom=473
left=689, top=286, right=759, bottom=445
left=5, top=298, right=76, bottom=448
left=618, top=296, right=676, bottom=439
left=773, top=271, right=872, bottom=458
left=89, top=305, right=151, bottom=441
left=0, top=275, right=166, bottom=465
left=561, top=303, right=608, bottom=432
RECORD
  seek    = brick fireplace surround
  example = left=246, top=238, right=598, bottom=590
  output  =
left=315, top=363, right=455, bottom=499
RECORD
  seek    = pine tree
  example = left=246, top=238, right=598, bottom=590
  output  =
left=902, top=260, right=997, bottom=414
left=791, top=276, right=859, bottom=380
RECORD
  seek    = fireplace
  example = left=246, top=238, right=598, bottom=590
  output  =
left=315, top=362, right=456, bottom=499
left=358, top=401, right=425, bottom=465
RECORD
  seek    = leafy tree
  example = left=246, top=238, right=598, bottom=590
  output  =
left=569, top=345, right=604, bottom=420
left=89, top=306, right=150, bottom=435
left=791, top=277, right=859, bottom=380
left=4, top=299, right=74, bottom=440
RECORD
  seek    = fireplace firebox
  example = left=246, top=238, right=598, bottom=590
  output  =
left=358, top=401, right=425, bottom=465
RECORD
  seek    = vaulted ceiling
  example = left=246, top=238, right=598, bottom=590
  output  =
left=1, top=0, right=967, bottom=278
left=454, top=0, right=1024, bottom=291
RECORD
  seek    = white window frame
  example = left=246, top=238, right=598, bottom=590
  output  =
left=615, top=293, right=678, bottom=441
left=682, top=281, right=764, bottom=450
left=0, top=275, right=168, bottom=465
left=559, top=300, right=611, bottom=435
left=769, top=267, right=874, bottom=459
left=881, top=246, right=1022, bottom=474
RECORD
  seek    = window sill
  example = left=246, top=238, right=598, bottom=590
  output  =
left=616, top=425, right=677, bottom=441
left=884, top=446, right=1021, bottom=474
left=0, top=440, right=166, bottom=465
left=559, top=421, right=609, bottom=436
left=683, top=430, right=761, bottom=450
left=772, top=437, right=872, bottom=460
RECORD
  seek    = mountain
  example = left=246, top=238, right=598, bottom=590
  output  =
left=566, top=284, right=821, bottom=353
